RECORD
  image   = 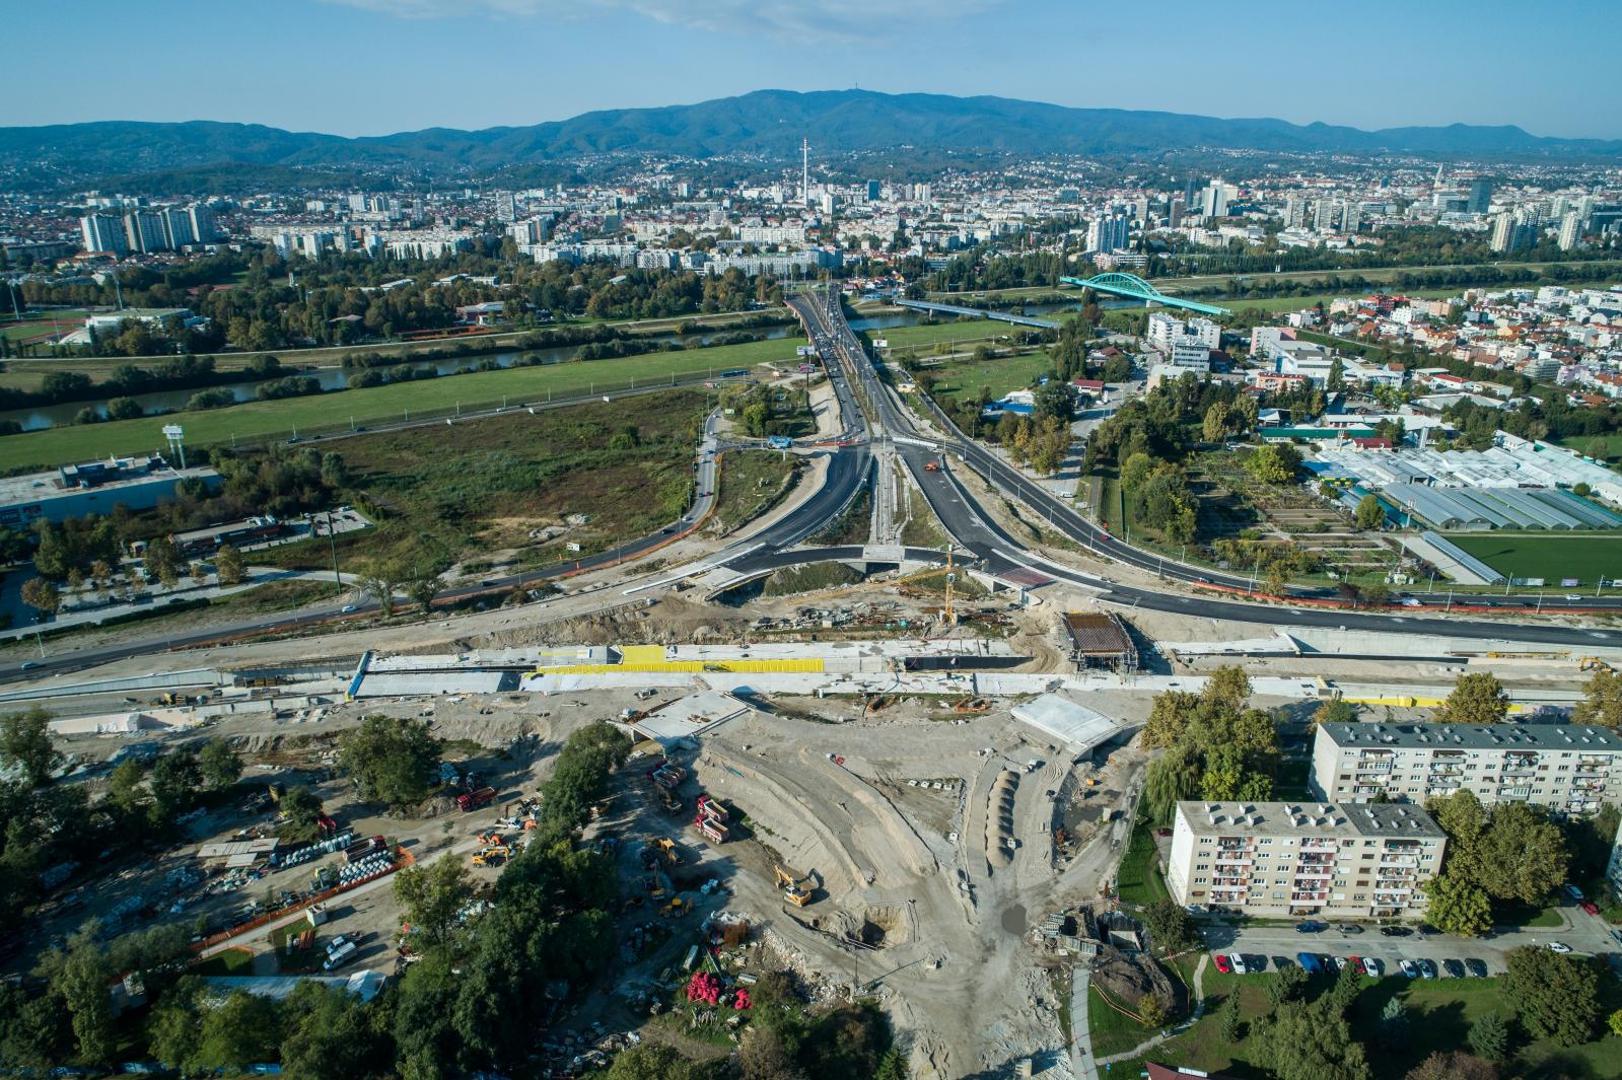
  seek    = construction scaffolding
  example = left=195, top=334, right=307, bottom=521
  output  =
left=1060, top=612, right=1139, bottom=672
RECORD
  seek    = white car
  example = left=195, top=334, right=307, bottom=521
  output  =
left=1362, top=958, right=1384, bottom=977
left=1228, top=953, right=1248, bottom=975
left=1399, top=959, right=1419, bottom=978
left=1547, top=941, right=1572, bottom=953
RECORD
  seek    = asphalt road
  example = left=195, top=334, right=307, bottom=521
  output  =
left=800, top=286, right=1622, bottom=649
left=1203, top=897, right=1620, bottom=976
left=8, top=288, right=1622, bottom=686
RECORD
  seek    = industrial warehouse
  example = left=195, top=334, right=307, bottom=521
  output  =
left=1309, top=435, right=1622, bottom=531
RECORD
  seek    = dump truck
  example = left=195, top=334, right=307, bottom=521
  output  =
left=774, top=865, right=814, bottom=907
left=457, top=787, right=496, bottom=813
left=343, top=835, right=387, bottom=864
left=695, top=794, right=729, bottom=824
left=696, top=817, right=729, bottom=844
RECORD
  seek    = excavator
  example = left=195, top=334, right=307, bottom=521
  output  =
left=470, top=845, right=510, bottom=867
left=774, top=864, right=815, bottom=907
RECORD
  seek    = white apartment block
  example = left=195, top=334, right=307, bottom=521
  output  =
left=1311, top=722, right=1622, bottom=816
left=1167, top=800, right=1446, bottom=920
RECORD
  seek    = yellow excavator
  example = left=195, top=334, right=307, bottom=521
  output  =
left=775, top=864, right=814, bottom=907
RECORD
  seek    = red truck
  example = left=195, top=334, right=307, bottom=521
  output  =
left=457, top=787, right=496, bottom=813
left=343, top=835, right=387, bottom=864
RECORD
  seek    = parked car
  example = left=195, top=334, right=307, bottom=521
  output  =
left=1331, top=956, right=1348, bottom=972
left=1362, top=958, right=1384, bottom=978
left=1295, top=920, right=1327, bottom=934
left=1442, top=959, right=1466, bottom=978
left=1580, top=901, right=1599, bottom=916
left=1347, top=956, right=1366, bottom=975
left=1399, top=960, right=1419, bottom=978
left=1417, top=959, right=1438, bottom=979
left=1380, top=926, right=1413, bottom=938
left=1229, top=953, right=1249, bottom=975
left=1337, top=923, right=1364, bottom=935
left=1296, top=952, right=1325, bottom=974
left=1213, top=953, right=1233, bottom=974
left=1464, top=959, right=1488, bottom=978
left=1547, top=941, right=1572, bottom=954
left=1563, top=883, right=1584, bottom=902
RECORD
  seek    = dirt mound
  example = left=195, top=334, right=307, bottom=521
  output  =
left=531, top=595, right=752, bottom=646
left=1092, top=946, right=1177, bottom=1013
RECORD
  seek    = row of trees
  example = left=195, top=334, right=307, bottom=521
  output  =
left=1144, top=667, right=1279, bottom=821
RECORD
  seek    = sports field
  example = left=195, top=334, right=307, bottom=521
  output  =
left=1445, top=531, right=1622, bottom=584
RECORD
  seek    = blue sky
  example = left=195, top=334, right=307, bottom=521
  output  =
left=8, top=0, right=1618, bottom=139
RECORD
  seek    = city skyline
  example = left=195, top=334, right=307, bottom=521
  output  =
left=7, top=0, right=1621, bottom=140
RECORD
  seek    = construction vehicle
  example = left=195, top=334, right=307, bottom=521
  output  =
left=471, top=845, right=510, bottom=867
left=774, top=864, right=814, bottom=907
left=695, top=793, right=727, bottom=822
left=475, top=831, right=505, bottom=846
left=1580, top=656, right=1614, bottom=673
left=457, top=787, right=496, bottom=813
left=924, top=460, right=941, bottom=473
left=661, top=897, right=689, bottom=919
left=654, top=837, right=680, bottom=865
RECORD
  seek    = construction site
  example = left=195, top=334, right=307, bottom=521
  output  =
left=16, top=534, right=1622, bottom=1080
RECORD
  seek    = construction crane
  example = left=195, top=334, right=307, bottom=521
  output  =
left=774, top=864, right=815, bottom=907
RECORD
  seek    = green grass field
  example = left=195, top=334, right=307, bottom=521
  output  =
left=259, top=391, right=706, bottom=573
left=871, top=319, right=1019, bottom=350
left=1445, top=532, right=1622, bottom=585
left=1557, top=434, right=1622, bottom=462
left=1109, top=968, right=1622, bottom=1080
left=918, top=349, right=1056, bottom=407
left=1115, top=812, right=1170, bottom=907
left=0, top=335, right=804, bottom=474
left=0, top=310, right=88, bottom=343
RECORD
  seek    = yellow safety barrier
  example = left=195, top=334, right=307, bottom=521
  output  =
left=526, top=656, right=825, bottom=677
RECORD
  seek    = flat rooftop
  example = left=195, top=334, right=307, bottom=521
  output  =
left=1011, top=693, right=1124, bottom=755
left=1320, top=720, right=1621, bottom=753
left=1176, top=800, right=1444, bottom=840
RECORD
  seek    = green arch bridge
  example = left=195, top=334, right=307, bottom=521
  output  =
left=1060, top=273, right=1231, bottom=316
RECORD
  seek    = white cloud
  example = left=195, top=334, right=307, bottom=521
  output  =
left=322, top=0, right=996, bottom=39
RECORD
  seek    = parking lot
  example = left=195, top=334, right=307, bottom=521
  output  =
left=1197, top=898, right=1619, bottom=979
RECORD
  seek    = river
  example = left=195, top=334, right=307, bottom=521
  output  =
left=1, top=302, right=1085, bottom=432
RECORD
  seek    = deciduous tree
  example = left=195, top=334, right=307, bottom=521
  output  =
left=1503, top=946, right=1600, bottom=1047
left=1435, top=672, right=1509, bottom=726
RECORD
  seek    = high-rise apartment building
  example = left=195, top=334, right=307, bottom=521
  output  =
left=1558, top=211, right=1583, bottom=251
left=188, top=204, right=219, bottom=244
left=1086, top=211, right=1131, bottom=254
left=1166, top=800, right=1446, bottom=920
left=161, top=207, right=196, bottom=249
left=1468, top=178, right=1494, bottom=215
left=123, top=210, right=168, bottom=253
left=1310, top=721, right=1622, bottom=816
left=80, top=213, right=128, bottom=255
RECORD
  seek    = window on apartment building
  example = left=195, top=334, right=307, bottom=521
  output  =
left=1354, top=894, right=1367, bottom=901
left=1272, top=892, right=1285, bottom=900
left=1195, top=863, right=1208, bottom=870
left=1194, top=877, right=1208, bottom=884
left=1199, top=837, right=1213, bottom=845
left=1259, top=838, right=1273, bottom=845
left=1356, top=880, right=1369, bottom=887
